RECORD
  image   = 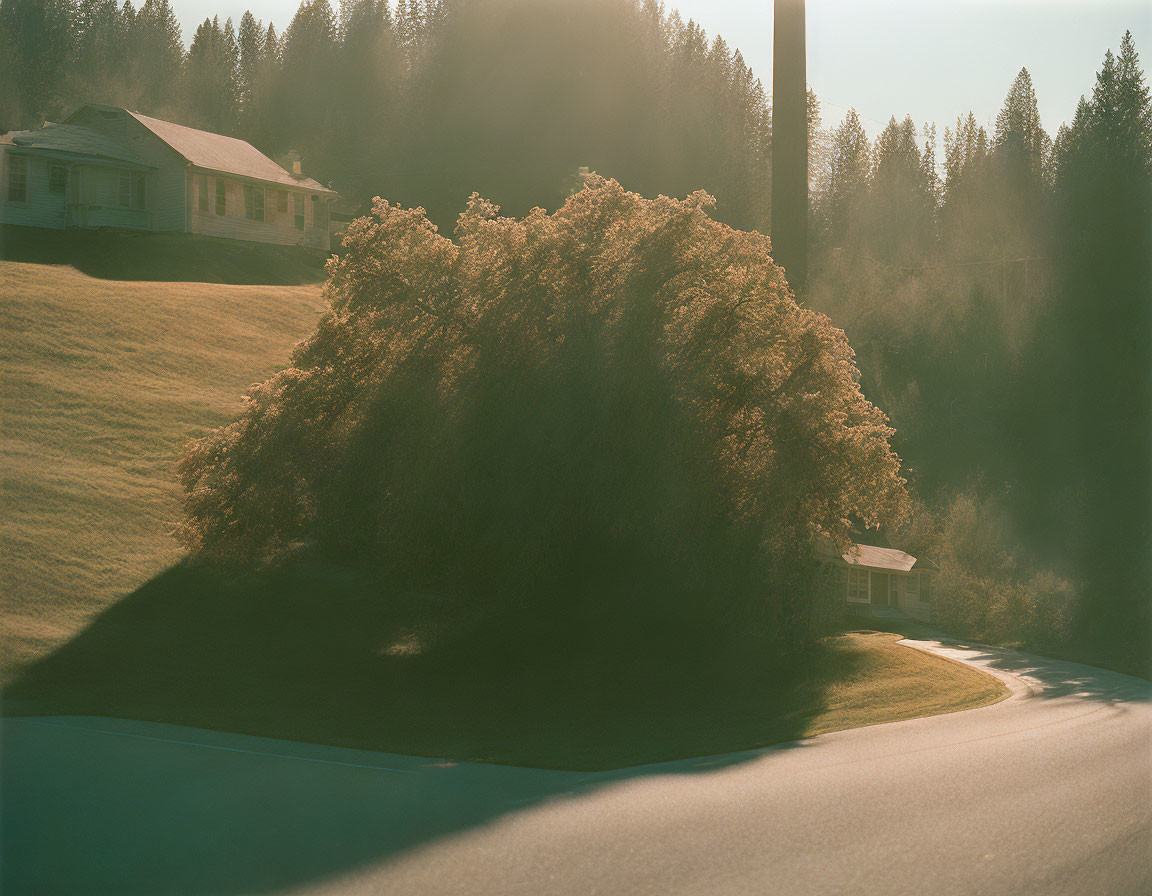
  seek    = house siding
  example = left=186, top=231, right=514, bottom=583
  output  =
left=0, top=150, right=68, bottom=230
left=123, top=118, right=185, bottom=232
left=901, top=572, right=934, bottom=623
left=69, top=108, right=186, bottom=232
left=828, top=561, right=933, bottom=624
left=68, top=165, right=151, bottom=230
left=188, top=171, right=330, bottom=249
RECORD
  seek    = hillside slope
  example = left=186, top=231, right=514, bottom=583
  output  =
left=0, top=261, right=1007, bottom=770
left=0, top=261, right=323, bottom=684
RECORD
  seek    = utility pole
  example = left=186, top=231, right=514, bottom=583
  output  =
left=772, top=0, right=808, bottom=293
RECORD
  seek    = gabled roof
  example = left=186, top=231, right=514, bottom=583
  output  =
left=64, top=104, right=337, bottom=195
left=6, top=123, right=156, bottom=168
left=842, top=543, right=918, bottom=573
left=814, top=535, right=935, bottom=573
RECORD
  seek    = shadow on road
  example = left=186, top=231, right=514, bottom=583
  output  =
left=1, top=560, right=834, bottom=894
left=922, top=641, right=1152, bottom=704
left=0, top=713, right=812, bottom=896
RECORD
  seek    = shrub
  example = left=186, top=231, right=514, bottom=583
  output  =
left=907, top=488, right=1078, bottom=651
left=178, top=178, right=907, bottom=652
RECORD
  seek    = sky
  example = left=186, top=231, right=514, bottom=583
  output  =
left=175, top=0, right=1152, bottom=138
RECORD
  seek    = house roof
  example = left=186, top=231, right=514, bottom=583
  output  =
left=129, top=111, right=337, bottom=194
left=63, top=104, right=337, bottom=195
left=814, top=535, right=934, bottom=573
left=6, top=123, right=156, bottom=168
left=842, top=544, right=918, bottom=572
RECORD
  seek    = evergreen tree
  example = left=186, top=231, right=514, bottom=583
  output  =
left=864, top=115, right=935, bottom=262
left=274, top=0, right=339, bottom=173
left=241, top=21, right=282, bottom=149
left=939, top=111, right=994, bottom=256
left=813, top=107, right=871, bottom=250
left=132, top=0, right=185, bottom=113
left=184, top=16, right=240, bottom=132
left=74, top=0, right=135, bottom=107
left=237, top=10, right=266, bottom=120
left=1045, top=33, right=1152, bottom=665
left=990, top=68, right=1051, bottom=252
left=335, top=0, right=401, bottom=195
left=994, top=68, right=1049, bottom=182
left=0, top=0, right=79, bottom=125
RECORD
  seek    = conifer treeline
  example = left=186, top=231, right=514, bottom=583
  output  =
left=806, top=33, right=1151, bottom=670
left=0, top=0, right=775, bottom=230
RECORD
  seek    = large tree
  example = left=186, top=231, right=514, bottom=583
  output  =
left=178, top=178, right=907, bottom=648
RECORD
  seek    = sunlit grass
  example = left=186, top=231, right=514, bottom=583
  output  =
left=0, top=261, right=323, bottom=684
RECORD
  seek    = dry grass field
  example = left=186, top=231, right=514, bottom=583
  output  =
left=0, top=260, right=323, bottom=684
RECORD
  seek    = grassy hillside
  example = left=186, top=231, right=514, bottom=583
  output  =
left=0, top=261, right=323, bottom=684
left=1, top=258, right=1005, bottom=768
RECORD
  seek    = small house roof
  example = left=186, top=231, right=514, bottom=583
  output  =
left=7, top=123, right=156, bottom=168
left=842, top=543, right=918, bottom=572
left=63, top=104, right=337, bottom=195
left=815, top=535, right=934, bottom=573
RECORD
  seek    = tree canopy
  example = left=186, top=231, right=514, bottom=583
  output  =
left=179, top=178, right=907, bottom=646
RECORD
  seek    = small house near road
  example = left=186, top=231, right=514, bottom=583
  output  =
left=1, top=103, right=338, bottom=250
left=818, top=539, right=938, bottom=623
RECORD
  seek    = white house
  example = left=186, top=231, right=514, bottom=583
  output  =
left=1, top=103, right=339, bottom=250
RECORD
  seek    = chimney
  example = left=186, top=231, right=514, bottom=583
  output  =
left=281, top=150, right=303, bottom=177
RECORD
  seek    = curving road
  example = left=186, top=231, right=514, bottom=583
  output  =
left=3, top=638, right=1150, bottom=895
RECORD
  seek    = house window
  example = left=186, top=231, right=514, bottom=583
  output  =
left=312, top=194, right=328, bottom=230
left=919, top=574, right=932, bottom=603
left=118, top=171, right=145, bottom=209
left=277, top=190, right=288, bottom=214
left=906, top=574, right=920, bottom=602
left=215, top=178, right=227, bottom=216
left=198, top=174, right=209, bottom=212
left=848, top=567, right=870, bottom=603
left=293, top=193, right=304, bottom=230
left=7, top=155, right=28, bottom=203
left=244, top=185, right=264, bottom=222
left=49, top=165, right=66, bottom=195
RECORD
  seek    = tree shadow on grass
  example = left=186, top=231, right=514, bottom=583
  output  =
left=2, top=561, right=851, bottom=895
left=0, top=224, right=327, bottom=285
left=922, top=642, right=1152, bottom=703
left=857, top=616, right=1152, bottom=703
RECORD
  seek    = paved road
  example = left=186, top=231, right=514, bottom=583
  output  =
left=3, top=639, right=1150, bottom=895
